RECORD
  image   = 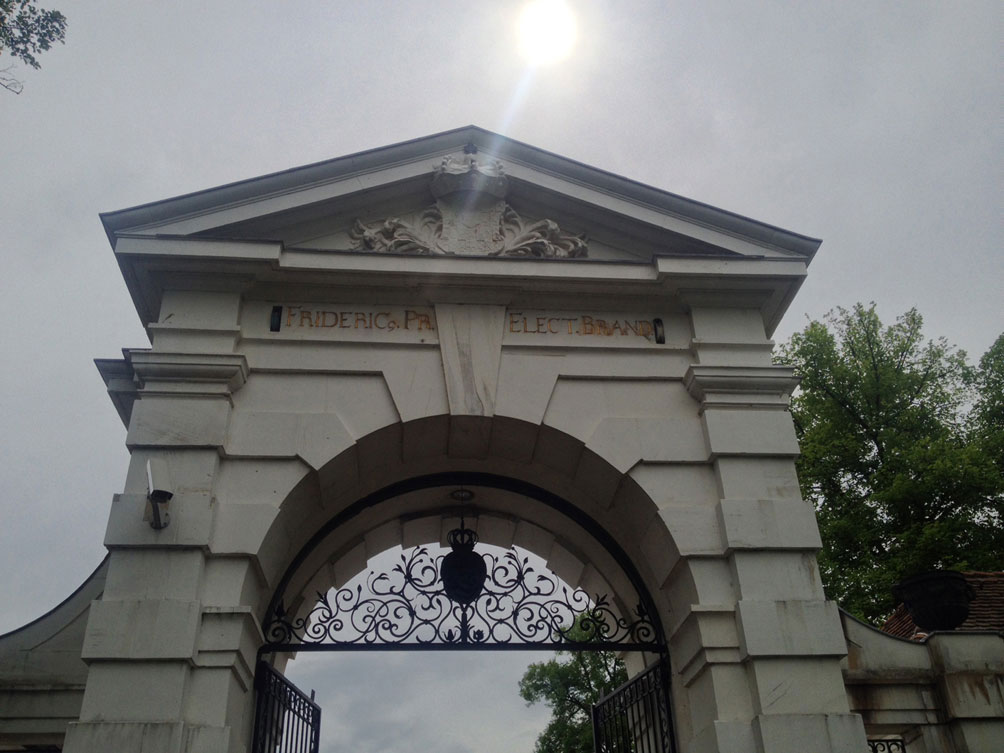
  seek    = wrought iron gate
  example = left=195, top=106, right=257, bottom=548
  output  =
left=252, top=661, right=321, bottom=753
left=592, top=659, right=675, bottom=753
left=254, top=476, right=680, bottom=753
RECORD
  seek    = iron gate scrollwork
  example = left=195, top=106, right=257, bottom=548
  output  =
left=262, top=540, right=660, bottom=653
left=592, top=659, right=675, bottom=753
left=867, top=741, right=905, bottom=752
left=252, top=661, right=321, bottom=753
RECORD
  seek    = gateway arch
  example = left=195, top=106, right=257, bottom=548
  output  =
left=0, top=127, right=868, bottom=753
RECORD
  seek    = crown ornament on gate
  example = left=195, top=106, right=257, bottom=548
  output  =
left=349, top=145, right=588, bottom=258
left=262, top=486, right=660, bottom=650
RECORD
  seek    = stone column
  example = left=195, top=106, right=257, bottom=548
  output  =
left=64, top=293, right=259, bottom=753
left=677, top=307, right=867, bottom=753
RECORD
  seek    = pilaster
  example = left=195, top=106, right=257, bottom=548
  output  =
left=683, top=360, right=867, bottom=752
left=67, top=347, right=254, bottom=753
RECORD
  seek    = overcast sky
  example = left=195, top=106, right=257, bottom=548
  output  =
left=1, top=1, right=1000, bottom=749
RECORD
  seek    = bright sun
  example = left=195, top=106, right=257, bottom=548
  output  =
left=517, top=0, right=577, bottom=66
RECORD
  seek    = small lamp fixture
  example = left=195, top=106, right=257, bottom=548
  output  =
left=440, top=488, right=487, bottom=605
left=145, top=458, right=173, bottom=530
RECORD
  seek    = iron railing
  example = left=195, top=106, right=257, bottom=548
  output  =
left=592, top=659, right=675, bottom=753
left=252, top=661, right=321, bottom=753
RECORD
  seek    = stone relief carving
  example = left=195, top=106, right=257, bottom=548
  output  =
left=349, top=148, right=587, bottom=258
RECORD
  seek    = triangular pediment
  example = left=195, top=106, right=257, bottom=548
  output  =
left=101, top=126, right=819, bottom=264
left=101, top=127, right=821, bottom=334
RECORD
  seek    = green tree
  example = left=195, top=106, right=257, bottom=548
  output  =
left=973, top=334, right=1004, bottom=472
left=519, top=620, right=628, bottom=753
left=777, top=304, right=1003, bottom=623
left=1, top=0, right=66, bottom=93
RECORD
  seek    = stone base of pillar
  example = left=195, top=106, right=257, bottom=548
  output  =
left=64, top=721, right=231, bottom=753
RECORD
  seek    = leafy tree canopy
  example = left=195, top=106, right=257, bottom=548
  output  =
left=1, top=0, right=66, bottom=93
left=518, top=618, right=627, bottom=753
left=777, top=304, right=1003, bottom=623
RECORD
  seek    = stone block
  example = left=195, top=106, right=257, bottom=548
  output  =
left=64, top=720, right=186, bottom=752
left=183, top=724, right=232, bottom=753
left=532, top=424, right=583, bottom=476
left=512, top=520, right=554, bottom=559
left=663, top=559, right=737, bottom=635
left=208, top=504, right=277, bottom=557
left=748, top=657, right=850, bottom=715
left=754, top=712, right=867, bottom=752
left=199, top=558, right=262, bottom=609
left=949, top=719, right=1004, bottom=753
left=494, top=352, right=561, bottom=426
left=159, top=290, right=241, bottom=328
left=630, top=463, right=720, bottom=508
left=148, top=324, right=241, bottom=354
left=232, top=372, right=321, bottom=413
left=690, top=307, right=768, bottom=343
left=127, top=397, right=231, bottom=448
left=736, top=600, right=846, bottom=658
left=730, top=551, right=826, bottom=601
left=401, top=516, right=441, bottom=548
left=671, top=609, right=741, bottom=674
left=381, top=351, right=450, bottom=423
left=296, top=412, right=355, bottom=470
left=436, top=303, right=505, bottom=416
left=326, top=374, right=401, bottom=438
left=225, top=411, right=299, bottom=457
left=122, top=449, right=219, bottom=496
left=104, top=492, right=213, bottom=549
left=448, top=414, right=492, bottom=458
left=401, top=415, right=449, bottom=462
left=487, top=414, right=539, bottom=463
left=82, top=599, right=201, bottom=661
left=701, top=406, right=800, bottom=457
left=940, top=673, right=1004, bottom=719
left=364, top=520, right=402, bottom=558
left=718, top=498, right=822, bottom=552
left=572, top=447, right=623, bottom=506
left=214, top=458, right=310, bottom=507
left=695, top=720, right=759, bottom=753
left=546, top=541, right=585, bottom=587
left=78, top=663, right=190, bottom=721
left=657, top=506, right=723, bottom=558
left=476, top=514, right=516, bottom=549
left=103, top=550, right=204, bottom=601
left=927, top=632, right=1004, bottom=673
left=714, top=457, right=802, bottom=500
left=586, top=416, right=707, bottom=471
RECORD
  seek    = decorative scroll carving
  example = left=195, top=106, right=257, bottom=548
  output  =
left=349, top=150, right=588, bottom=258
left=350, top=204, right=586, bottom=258
left=263, top=544, right=658, bottom=650
left=350, top=208, right=444, bottom=255
left=495, top=205, right=588, bottom=258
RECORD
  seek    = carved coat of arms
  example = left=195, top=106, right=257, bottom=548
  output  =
left=350, top=149, right=587, bottom=258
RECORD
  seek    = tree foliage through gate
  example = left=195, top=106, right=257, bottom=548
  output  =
left=519, top=617, right=628, bottom=753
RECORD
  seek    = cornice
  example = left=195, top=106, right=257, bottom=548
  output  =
left=129, top=352, right=249, bottom=393
left=684, top=365, right=799, bottom=406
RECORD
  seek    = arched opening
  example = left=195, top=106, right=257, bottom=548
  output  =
left=253, top=471, right=678, bottom=753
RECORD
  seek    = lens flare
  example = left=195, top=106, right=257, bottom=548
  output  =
left=517, top=0, right=577, bottom=66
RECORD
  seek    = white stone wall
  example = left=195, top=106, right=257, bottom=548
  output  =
left=61, top=286, right=868, bottom=753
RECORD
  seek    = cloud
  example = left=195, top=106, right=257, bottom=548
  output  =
left=286, top=651, right=550, bottom=753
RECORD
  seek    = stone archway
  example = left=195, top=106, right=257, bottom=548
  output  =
left=53, top=128, right=868, bottom=753
left=251, top=466, right=680, bottom=753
